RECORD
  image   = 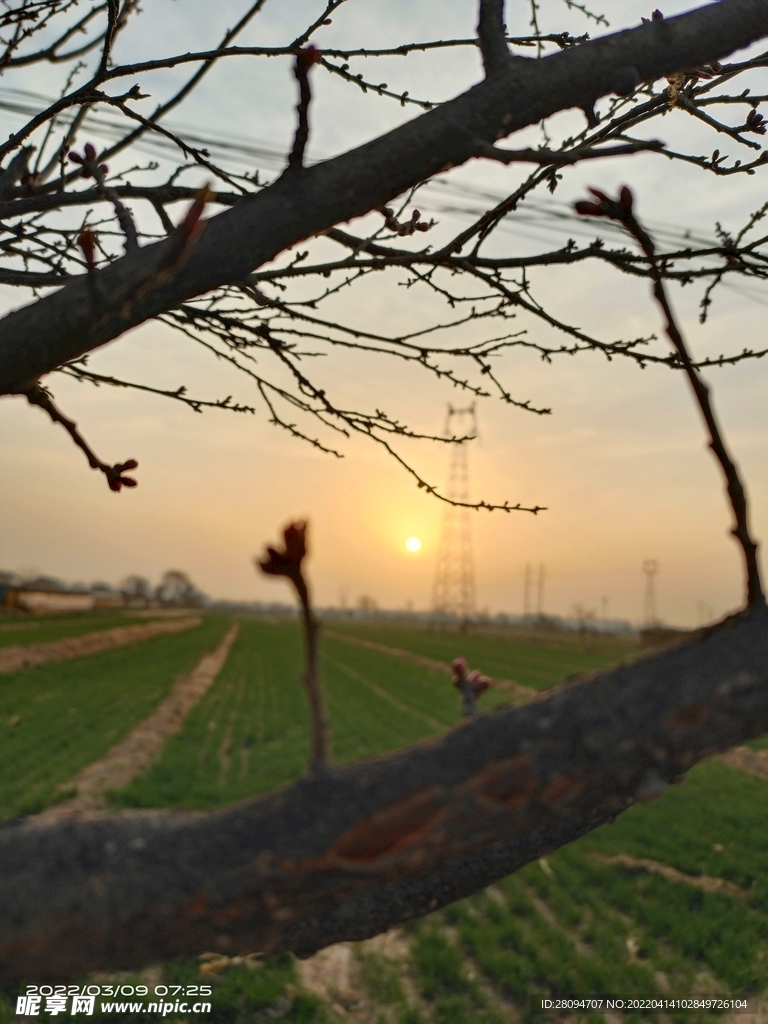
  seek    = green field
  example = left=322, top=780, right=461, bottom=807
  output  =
left=325, top=620, right=641, bottom=690
left=0, top=610, right=167, bottom=650
left=0, top=616, right=227, bottom=818
left=0, top=613, right=765, bottom=1023
left=423, top=760, right=768, bottom=1019
left=115, top=618, right=507, bottom=809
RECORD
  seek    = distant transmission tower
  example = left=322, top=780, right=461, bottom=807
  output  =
left=523, top=563, right=533, bottom=619
left=642, top=559, right=659, bottom=627
left=432, top=404, right=477, bottom=621
left=536, top=563, right=546, bottom=617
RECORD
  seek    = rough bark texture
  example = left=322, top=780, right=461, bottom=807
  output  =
left=1, top=0, right=768, bottom=392
left=1, top=604, right=766, bottom=982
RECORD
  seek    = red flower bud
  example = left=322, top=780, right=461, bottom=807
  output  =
left=451, top=657, right=469, bottom=680
left=259, top=521, right=308, bottom=579
left=107, top=459, right=139, bottom=492
left=467, top=669, right=492, bottom=696
left=68, top=144, right=106, bottom=179
left=296, top=45, right=321, bottom=72
left=574, top=201, right=605, bottom=217
left=77, top=227, right=97, bottom=269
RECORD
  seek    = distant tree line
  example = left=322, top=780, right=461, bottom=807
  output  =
left=0, top=568, right=207, bottom=608
left=121, top=570, right=207, bottom=608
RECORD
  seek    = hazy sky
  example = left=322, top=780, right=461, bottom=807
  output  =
left=1, top=0, right=766, bottom=626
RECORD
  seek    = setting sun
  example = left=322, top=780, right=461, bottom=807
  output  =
left=405, top=537, right=422, bottom=553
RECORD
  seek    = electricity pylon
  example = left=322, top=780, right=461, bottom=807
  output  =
left=523, top=562, right=545, bottom=621
left=643, top=559, right=659, bottom=627
left=432, top=404, right=477, bottom=621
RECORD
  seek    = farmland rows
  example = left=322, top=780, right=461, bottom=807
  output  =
left=0, top=614, right=765, bottom=1023
left=0, top=615, right=201, bottom=673
left=4, top=767, right=763, bottom=1022
left=36, top=624, right=239, bottom=821
left=326, top=621, right=642, bottom=692
left=0, top=616, right=228, bottom=819
left=107, top=617, right=768, bottom=1022
left=113, top=618, right=515, bottom=810
left=0, top=610, right=163, bottom=650
left=297, top=760, right=768, bottom=1024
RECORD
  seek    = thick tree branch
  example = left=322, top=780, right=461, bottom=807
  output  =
left=1, top=604, right=767, bottom=981
left=2, top=0, right=768, bottom=393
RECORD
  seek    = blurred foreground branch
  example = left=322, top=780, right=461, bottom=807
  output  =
left=2, top=603, right=767, bottom=980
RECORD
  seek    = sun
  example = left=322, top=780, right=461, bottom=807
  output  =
left=405, top=537, right=422, bottom=553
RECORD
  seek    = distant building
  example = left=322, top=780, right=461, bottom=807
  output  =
left=0, top=570, right=97, bottom=614
left=16, top=590, right=95, bottom=613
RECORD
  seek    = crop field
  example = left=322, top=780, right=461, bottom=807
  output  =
left=0, top=615, right=227, bottom=818
left=114, top=618, right=513, bottom=810
left=0, top=609, right=166, bottom=650
left=324, top=621, right=642, bottom=691
left=0, top=614, right=766, bottom=1024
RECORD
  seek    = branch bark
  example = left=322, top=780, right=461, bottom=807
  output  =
left=2, top=604, right=767, bottom=981
left=478, top=0, right=510, bottom=77
left=2, top=0, right=768, bottom=392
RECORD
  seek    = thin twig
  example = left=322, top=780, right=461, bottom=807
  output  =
left=576, top=188, right=764, bottom=607
left=474, top=139, right=664, bottom=165
left=258, top=522, right=329, bottom=772
left=288, top=48, right=319, bottom=171
left=17, top=383, right=138, bottom=492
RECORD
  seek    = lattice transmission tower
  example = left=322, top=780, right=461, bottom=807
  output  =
left=643, top=559, right=659, bottom=627
left=432, top=404, right=477, bottom=621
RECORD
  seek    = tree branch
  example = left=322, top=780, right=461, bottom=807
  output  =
left=478, top=0, right=511, bottom=77
left=288, top=49, right=319, bottom=172
left=2, top=604, right=767, bottom=981
left=576, top=187, right=764, bottom=607
left=17, top=383, right=139, bottom=491
left=473, top=138, right=663, bottom=164
left=2, top=0, right=768, bottom=393
left=0, top=145, right=34, bottom=200
left=257, top=522, right=329, bottom=773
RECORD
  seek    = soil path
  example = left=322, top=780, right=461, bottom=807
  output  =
left=33, top=623, right=239, bottom=822
left=0, top=616, right=202, bottom=673
left=324, top=629, right=537, bottom=702
left=717, top=745, right=768, bottom=781
left=591, top=853, right=745, bottom=897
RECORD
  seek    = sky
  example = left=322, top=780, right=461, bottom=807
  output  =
left=1, top=0, right=767, bottom=626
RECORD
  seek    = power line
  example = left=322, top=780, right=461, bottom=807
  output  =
left=0, top=86, right=723, bottom=252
